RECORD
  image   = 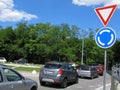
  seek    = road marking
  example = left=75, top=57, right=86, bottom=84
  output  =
left=95, top=83, right=111, bottom=90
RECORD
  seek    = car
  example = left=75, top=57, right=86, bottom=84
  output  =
left=76, top=65, right=99, bottom=79
left=92, top=65, right=104, bottom=75
left=88, top=64, right=104, bottom=75
left=39, top=61, right=79, bottom=88
left=0, top=64, right=7, bottom=67
left=14, top=58, right=28, bottom=64
left=0, top=57, right=7, bottom=63
left=0, top=64, right=38, bottom=90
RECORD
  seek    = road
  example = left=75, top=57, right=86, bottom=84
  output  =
left=20, top=71, right=111, bottom=90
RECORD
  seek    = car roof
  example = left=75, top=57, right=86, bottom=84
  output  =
left=45, top=61, right=68, bottom=65
left=76, top=64, right=88, bottom=67
left=0, top=64, right=7, bottom=68
left=76, top=64, right=97, bottom=68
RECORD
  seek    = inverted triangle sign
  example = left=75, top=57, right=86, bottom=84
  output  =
left=95, top=4, right=117, bottom=27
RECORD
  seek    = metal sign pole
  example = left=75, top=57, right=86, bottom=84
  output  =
left=103, top=49, right=107, bottom=90
left=95, top=5, right=117, bottom=90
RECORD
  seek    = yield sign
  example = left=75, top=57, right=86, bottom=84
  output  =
left=95, top=4, right=117, bottom=27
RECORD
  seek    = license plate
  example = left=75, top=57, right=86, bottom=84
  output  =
left=42, top=78, right=54, bottom=82
left=46, top=71, right=53, bottom=75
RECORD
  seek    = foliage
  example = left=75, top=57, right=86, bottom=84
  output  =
left=0, top=22, right=119, bottom=66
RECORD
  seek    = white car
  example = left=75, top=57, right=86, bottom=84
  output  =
left=0, top=57, right=7, bottom=63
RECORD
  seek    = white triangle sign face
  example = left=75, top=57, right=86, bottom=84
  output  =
left=95, top=5, right=117, bottom=27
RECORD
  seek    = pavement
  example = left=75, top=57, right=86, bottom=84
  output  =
left=12, top=65, right=120, bottom=90
left=117, top=84, right=120, bottom=90
left=19, top=71, right=39, bottom=77
left=21, top=71, right=112, bottom=90
left=95, top=83, right=111, bottom=90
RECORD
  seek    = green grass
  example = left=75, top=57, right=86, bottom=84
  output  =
left=3, top=63, right=44, bottom=72
left=14, top=67, right=40, bottom=72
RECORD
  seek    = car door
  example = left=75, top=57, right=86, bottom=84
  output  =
left=67, top=64, right=76, bottom=82
left=91, top=67, right=98, bottom=77
left=0, top=70, right=12, bottom=90
left=0, top=71, right=9, bottom=90
left=2, top=68, right=27, bottom=90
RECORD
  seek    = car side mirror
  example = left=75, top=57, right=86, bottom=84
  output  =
left=22, top=76, right=25, bottom=80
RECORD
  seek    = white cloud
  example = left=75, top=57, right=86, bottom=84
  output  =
left=72, top=0, right=104, bottom=6
left=104, top=0, right=120, bottom=6
left=0, top=0, right=37, bottom=22
left=72, top=0, right=120, bottom=7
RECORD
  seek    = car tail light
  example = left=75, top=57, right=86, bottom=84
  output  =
left=57, top=69, right=63, bottom=76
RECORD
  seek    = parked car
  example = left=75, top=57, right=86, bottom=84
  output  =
left=92, top=65, right=104, bottom=75
left=14, top=58, right=28, bottom=64
left=0, top=57, right=7, bottom=63
left=88, top=64, right=104, bottom=75
left=0, top=64, right=38, bottom=90
left=76, top=65, right=99, bottom=79
left=39, top=61, right=79, bottom=88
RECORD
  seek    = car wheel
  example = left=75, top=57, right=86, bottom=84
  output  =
left=40, top=81, right=46, bottom=86
left=91, top=75, right=94, bottom=79
left=96, top=74, right=99, bottom=78
left=31, top=86, right=37, bottom=90
left=75, top=76, right=79, bottom=84
left=60, top=78, right=67, bottom=88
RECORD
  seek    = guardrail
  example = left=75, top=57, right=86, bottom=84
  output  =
left=111, top=64, right=120, bottom=90
left=112, top=64, right=120, bottom=82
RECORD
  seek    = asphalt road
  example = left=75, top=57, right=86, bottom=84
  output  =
left=20, top=71, right=111, bottom=90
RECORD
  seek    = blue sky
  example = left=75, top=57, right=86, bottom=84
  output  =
left=0, top=0, right=120, bottom=38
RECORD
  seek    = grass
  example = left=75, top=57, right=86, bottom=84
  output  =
left=14, top=67, right=40, bottom=72
left=4, top=63, right=44, bottom=72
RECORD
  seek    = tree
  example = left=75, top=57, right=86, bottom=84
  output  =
left=0, top=22, right=118, bottom=65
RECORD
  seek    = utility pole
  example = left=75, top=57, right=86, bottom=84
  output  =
left=81, top=29, right=86, bottom=65
left=81, top=36, right=84, bottom=64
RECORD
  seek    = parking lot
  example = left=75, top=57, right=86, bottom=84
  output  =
left=20, top=71, right=111, bottom=90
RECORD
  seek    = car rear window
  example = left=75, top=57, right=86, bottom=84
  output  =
left=79, top=65, right=89, bottom=70
left=44, top=64, right=61, bottom=69
left=92, top=66, right=101, bottom=69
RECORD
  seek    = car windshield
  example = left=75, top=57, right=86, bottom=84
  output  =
left=44, top=64, right=61, bottom=69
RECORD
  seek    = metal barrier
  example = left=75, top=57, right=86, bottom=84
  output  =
left=111, top=64, right=120, bottom=90
left=112, top=64, right=120, bottom=81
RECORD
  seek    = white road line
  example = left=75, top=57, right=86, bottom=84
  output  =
left=95, top=83, right=111, bottom=90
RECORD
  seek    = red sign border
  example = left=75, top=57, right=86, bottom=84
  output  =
left=95, top=4, right=117, bottom=27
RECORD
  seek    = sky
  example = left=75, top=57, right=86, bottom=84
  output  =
left=0, top=0, right=120, bottom=38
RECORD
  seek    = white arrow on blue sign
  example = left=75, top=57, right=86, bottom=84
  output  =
left=95, top=27, right=116, bottom=49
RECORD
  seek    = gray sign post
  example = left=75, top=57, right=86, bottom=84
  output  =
left=95, top=27, right=116, bottom=90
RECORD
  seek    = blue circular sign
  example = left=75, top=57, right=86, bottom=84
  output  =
left=95, top=27, right=116, bottom=49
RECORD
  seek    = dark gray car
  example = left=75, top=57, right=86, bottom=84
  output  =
left=14, top=58, right=28, bottom=64
left=39, top=61, right=78, bottom=88
left=0, top=65, right=38, bottom=90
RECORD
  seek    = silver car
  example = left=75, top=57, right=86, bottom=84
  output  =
left=39, top=61, right=78, bottom=88
left=76, top=65, right=99, bottom=79
left=0, top=64, right=38, bottom=90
